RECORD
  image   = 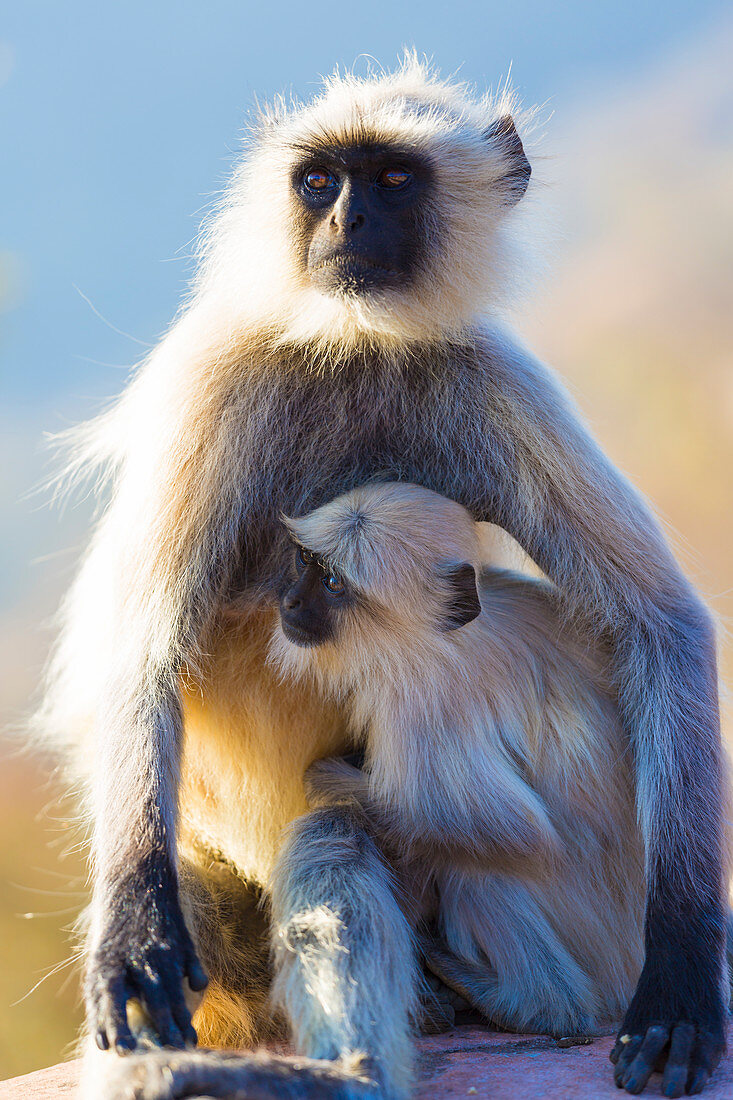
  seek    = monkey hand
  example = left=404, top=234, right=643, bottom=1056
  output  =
left=86, top=853, right=209, bottom=1055
left=610, top=949, right=726, bottom=1097
left=305, top=757, right=372, bottom=811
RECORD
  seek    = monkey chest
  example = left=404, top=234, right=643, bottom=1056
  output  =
left=239, top=371, right=497, bottom=582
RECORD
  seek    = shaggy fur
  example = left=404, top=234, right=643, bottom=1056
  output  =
left=37, top=54, right=727, bottom=1100
left=272, top=481, right=645, bottom=1038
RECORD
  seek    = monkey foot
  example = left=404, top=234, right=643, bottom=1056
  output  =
left=102, top=1047, right=379, bottom=1099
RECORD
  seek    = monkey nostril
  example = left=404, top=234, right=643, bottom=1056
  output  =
left=350, top=213, right=365, bottom=232
left=283, top=593, right=301, bottom=612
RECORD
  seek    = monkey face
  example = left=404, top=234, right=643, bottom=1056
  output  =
left=291, top=144, right=434, bottom=295
left=279, top=544, right=352, bottom=647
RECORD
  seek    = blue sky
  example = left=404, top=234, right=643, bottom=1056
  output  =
left=0, top=0, right=728, bottom=616
left=1, top=0, right=727, bottom=414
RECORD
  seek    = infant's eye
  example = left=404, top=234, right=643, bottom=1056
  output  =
left=303, top=168, right=337, bottom=193
left=297, top=546, right=315, bottom=567
left=377, top=167, right=412, bottom=189
left=323, top=572, right=345, bottom=595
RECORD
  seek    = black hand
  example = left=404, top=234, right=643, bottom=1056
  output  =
left=610, top=919, right=726, bottom=1097
left=86, top=851, right=208, bottom=1054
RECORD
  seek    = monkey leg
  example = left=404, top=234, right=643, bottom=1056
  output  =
left=270, top=804, right=420, bottom=1100
left=421, top=934, right=602, bottom=1038
left=94, top=1046, right=378, bottom=1099
left=80, top=848, right=379, bottom=1100
left=178, top=853, right=277, bottom=1049
left=431, top=872, right=600, bottom=1037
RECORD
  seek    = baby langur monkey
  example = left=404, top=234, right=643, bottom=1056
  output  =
left=268, top=480, right=648, bottom=1092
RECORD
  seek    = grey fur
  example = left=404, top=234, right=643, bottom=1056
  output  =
left=270, top=805, right=418, bottom=1099
left=38, top=57, right=726, bottom=1099
left=279, top=483, right=646, bottom=1039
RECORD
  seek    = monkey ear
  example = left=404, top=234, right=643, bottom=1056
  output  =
left=440, top=562, right=482, bottom=630
left=484, top=115, right=531, bottom=205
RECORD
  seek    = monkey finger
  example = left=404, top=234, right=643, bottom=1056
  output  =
left=688, top=1066, right=711, bottom=1096
left=687, top=1030, right=725, bottom=1095
left=184, top=952, right=209, bottom=993
left=98, top=976, right=136, bottom=1054
left=660, top=1023, right=695, bottom=1098
left=611, top=1033, right=635, bottom=1066
left=620, top=1024, right=670, bottom=1094
left=168, top=983, right=198, bottom=1047
left=86, top=984, right=105, bottom=1048
left=613, top=1034, right=644, bottom=1086
left=133, top=972, right=186, bottom=1049
left=155, top=961, right=198, bottom=1047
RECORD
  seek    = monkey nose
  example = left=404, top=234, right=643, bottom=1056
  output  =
left=282, top=591, right=302, bottom=612
left=330, top=211, right=366, bottom=234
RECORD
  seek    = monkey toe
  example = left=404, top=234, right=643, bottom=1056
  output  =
left=612, top=1021, right=725, bottom=1097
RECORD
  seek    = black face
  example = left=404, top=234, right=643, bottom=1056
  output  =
left=291, top=143, right=433, bottom=294
left=279, top=544, right=351, bottom=647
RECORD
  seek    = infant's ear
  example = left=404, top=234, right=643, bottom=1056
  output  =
left=484, top=114, right=531, bottom=205
left=439, top=562, right=481, bottom=630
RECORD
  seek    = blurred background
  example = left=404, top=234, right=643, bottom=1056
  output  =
left=1, top=0, right=731, bottom=1079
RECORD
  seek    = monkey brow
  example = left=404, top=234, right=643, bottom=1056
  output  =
left=290, top=536, right=334, bottom=574
left=288, top=136, right=428, bottom=169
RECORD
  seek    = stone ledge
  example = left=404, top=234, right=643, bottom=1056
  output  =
left=2, top=1027, right=732, bottom=1098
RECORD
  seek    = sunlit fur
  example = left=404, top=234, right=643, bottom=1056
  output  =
left=270, top=481, right=645, bottom=1036
left=194, top=54, right=540, bottom=352
left=270, top=803, right=418, bottom=1099
left=38, top=52, right=540, bottom=813
left=36, top=52, right=727, bottom=1100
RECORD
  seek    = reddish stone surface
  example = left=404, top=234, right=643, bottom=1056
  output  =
left=2, top=1027, right=733, bottom=1098
left=415, top=1026, right=733, bottom=1098
left=0, top=1060, right=81, bottom=1099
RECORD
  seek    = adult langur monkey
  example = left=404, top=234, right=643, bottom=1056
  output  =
left=40, top=57, right=727, bottom=1098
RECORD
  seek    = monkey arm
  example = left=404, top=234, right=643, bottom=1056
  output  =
left=473, top=328, right=726, bottom=1096
left=81, top=340, right=247, bottom=1054
left=85, top=655, right=209, bottom=1055
left=305, top=754, right=561, bottom=878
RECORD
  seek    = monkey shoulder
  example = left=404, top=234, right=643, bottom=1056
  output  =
left=476, top=567, right=614, bottom=697
left=477, top=565, right=561, bottom=618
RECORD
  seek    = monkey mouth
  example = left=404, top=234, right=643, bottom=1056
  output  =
left=314, top=255, right=395, bottom=274
left=280, top=618, right=326, bottom=648
left=310, top=254, right=399, bottom=293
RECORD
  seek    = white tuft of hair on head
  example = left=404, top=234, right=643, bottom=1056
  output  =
left=193, top=51, right=548, bottom=352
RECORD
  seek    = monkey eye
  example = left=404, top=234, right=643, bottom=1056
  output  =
left=376, top=167, right=412, bottom=190
left=303, top=167, right=337, bottom=194
left=297, top=546, right=316, bottom=567
left=323, top=572, right=345, bottom=596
